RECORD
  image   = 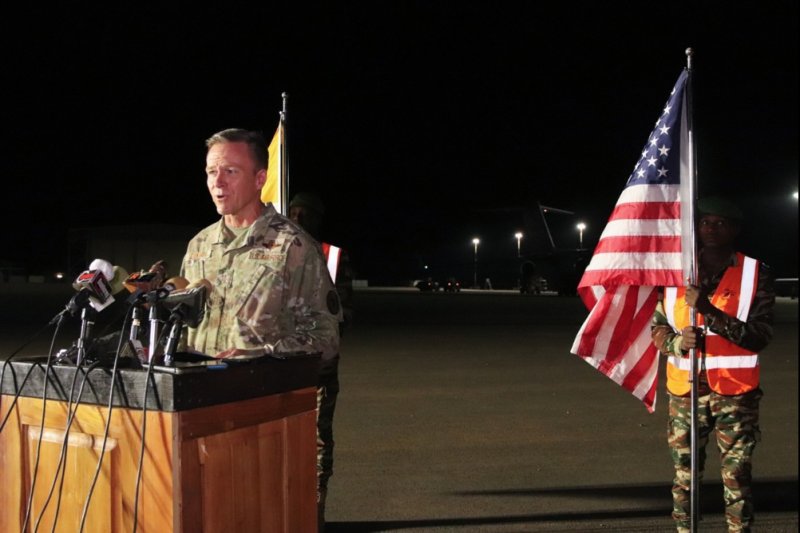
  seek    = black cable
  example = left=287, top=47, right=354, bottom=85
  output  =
left=31, top=359, right=101, bottom=533
left=0, top=309, right=65, bottom=436
left=131, top=345, right=161, bottom=533
left=21, top=313, right=67, bottom=532
left=47, top=306, right=134, bottom=533
left=79, top=305, right=155, bottom=533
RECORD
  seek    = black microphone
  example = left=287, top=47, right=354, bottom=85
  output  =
left=161, top=279, right=209, bottom=328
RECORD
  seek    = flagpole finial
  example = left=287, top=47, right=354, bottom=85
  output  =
left=685, top=47, right=694, bottom=70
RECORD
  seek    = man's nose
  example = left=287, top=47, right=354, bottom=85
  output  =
left=211, top=170, right=226, bottom=186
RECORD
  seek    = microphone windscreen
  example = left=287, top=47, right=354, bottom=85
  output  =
left=89, top=258, right=114, bottom=281
left=110, top=265, right=129, bottom=294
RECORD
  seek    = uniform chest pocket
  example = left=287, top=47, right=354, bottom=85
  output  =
left=232, top=261, right=286, bottom=327
left=183, top=252, right=213, bottom=280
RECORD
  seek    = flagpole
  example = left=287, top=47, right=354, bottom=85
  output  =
left=280, top=92, right=290, bottom=216
left=684, top=47, right=701, bottom=533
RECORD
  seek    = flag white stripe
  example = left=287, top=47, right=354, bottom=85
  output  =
left=599, top=219, right=681, bottom=238
left=572, top=285, right=659, bottom=407
left=616, top=183, right=680, bottom=204
left=584, top=252, right=683, bottom=271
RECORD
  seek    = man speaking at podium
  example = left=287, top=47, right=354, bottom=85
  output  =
left=180, top=127, right=341, bottom=362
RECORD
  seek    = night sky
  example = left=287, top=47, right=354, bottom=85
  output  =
left=4, top=3, right=798, bottom=284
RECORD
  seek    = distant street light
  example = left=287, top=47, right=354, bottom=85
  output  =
left=793, top=191, right=798, bottom=200
left=472, top=238, right=480, bottom=288
left=576, top=222, right=586, bottom=249
left=514, top=232, right=523, bottom=258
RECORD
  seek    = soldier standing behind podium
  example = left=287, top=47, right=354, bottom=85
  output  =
left=288, top=192, right=353, bottom=531
left=651, top=196, right=774, bottom=533
left=180, top=127, right=341, bottom=362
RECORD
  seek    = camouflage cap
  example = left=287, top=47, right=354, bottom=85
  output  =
left=697, top=196, right=743, bottom=221
left=289, top=192, right=325, bottom=216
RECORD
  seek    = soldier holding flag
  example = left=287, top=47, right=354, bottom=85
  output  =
left=651, top=196, right=775, bottom=533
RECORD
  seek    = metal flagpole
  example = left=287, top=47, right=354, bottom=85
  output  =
left=684, top=47, right=701, bottom=532
left=280, top=92, right=290, bottom=216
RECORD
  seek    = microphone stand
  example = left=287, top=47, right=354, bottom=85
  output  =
left=163, top=305, right=189, bottom=367
left=146, top=290, right=161, bottom=364
left=75, top=307, right=96, bottom=367
left=130, top=304, right=142, bottom=343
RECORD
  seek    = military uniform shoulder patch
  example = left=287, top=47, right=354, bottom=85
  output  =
left=327, top=289, right=341, bottom=314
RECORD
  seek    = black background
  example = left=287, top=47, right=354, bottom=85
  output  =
left=4, top=3, right=797, bottom=285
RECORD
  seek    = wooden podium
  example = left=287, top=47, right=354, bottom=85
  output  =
left=0, top=356, right=319, bottom=532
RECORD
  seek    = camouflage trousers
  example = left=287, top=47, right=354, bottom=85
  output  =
left=667, top=388, right=762, bottom=533
left=317, top=356, right=340, bottom=528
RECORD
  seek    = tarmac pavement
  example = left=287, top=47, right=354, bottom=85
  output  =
left=323, top=288, right=798, bottom=532
left=1, top=284, right=797, bottom=532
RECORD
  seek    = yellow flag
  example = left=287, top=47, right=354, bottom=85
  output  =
left=261, top=122, right=283, bottom=213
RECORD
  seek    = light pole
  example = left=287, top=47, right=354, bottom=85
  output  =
left=472, top=238, right=480, bottom=288
left=514, top=232, right=523, bottom=258
left=576, top=222, right=586, bottom=249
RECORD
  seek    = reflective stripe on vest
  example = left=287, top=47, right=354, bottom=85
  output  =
left=668, top=354, right=758, bottom=370
left=664, top=252, right=760, bottom=395
left=321, top=243, right=341, bottom=282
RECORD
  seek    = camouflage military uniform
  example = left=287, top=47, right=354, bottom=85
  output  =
left=652, top=251, right=774, bottom=533
left=316, top=246, right=353, bottom=527
left=180, top=203, right=341, bottom=359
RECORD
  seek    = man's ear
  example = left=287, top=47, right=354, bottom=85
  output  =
left=255, top=168, right=267, bottom=190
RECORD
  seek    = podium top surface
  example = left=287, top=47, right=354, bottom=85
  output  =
left=0, top=355, right=319, bottom=412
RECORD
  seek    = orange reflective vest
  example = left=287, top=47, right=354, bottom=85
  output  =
left=664, top=252, right=760, bottom=396
left=321, top=242, right=342, bottom=282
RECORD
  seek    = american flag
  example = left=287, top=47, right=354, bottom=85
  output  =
left=571, top=70, right=692, bottom=413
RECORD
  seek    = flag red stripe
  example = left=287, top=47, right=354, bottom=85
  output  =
left=621, top=344, right=658, bottom=412
left=597, top=286, right=640, bottom=372
left=617, top=289, right=659, bottom=382
left=575, top=288, right=615, bottom=356
left=609, top=200, right=680, bottom=221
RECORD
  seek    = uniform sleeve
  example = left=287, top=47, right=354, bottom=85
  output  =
left=268, top=237, right=342, bottom=359
left=651, top=295, right=686, bottom=356
left=703, top=262, right=775, bottom=352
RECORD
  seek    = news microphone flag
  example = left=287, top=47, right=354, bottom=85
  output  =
left=570, top=70, right=692, bottom=413
left=261, top=121, right=284, bottom=214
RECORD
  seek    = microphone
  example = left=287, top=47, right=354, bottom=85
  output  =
left=163, top=276, right=190, bottom=293
left=109, top=265, right=130, bottom=295
left=88, top=258, right=114, bottom=282
left=66, top=260, right=130, bottom=316
left=122, top=260, right=171, bottom=295
left=185, top=278, right=212, bottom=293
left=161, top=279, right=211, bottom=364
left=161, top=278, right=211, bottom=328
left=72, top=269, right=114, bottom=312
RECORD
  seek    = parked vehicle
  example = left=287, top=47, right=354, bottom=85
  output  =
left=414, top=278, right=439, bottom=291
left=443, top=277, right=461, bottom=292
